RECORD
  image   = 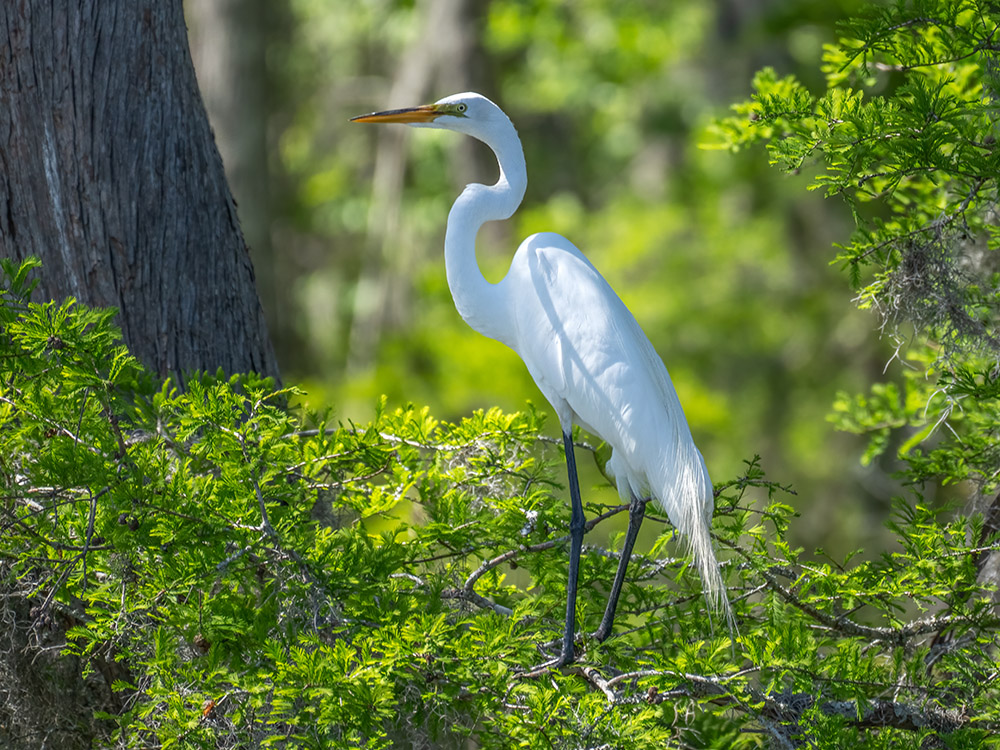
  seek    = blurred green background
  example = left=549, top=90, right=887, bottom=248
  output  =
left=184, top=0, right=895, bottom=555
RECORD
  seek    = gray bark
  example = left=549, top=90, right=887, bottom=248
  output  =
left=0, top=573, right=118, bottom=749
left=0, top=0, right=280, bottom=381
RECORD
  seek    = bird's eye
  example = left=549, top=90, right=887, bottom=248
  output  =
left=456, top=103, right=467, bottom=113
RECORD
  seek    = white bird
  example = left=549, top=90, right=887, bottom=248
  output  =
left=352, top=92, right=731, bottom=668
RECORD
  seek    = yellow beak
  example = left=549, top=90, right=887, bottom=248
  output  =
left=350, top=104, right=440, bottom=124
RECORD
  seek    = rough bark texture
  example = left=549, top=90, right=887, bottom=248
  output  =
left=0, top=0, right=280, bottom=381
left=0, top=572, right=117, bottom=749
left=0, top=3, right=279, bottom=745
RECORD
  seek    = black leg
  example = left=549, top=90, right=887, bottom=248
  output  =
left=557, top=428, right=586, bottom=667
left=594, top=491, right=646, bottom=642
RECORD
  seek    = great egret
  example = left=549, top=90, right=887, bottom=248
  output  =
left=352, top=92, right=731, bottom=667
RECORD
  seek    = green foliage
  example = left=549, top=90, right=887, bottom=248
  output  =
left=710, top=0, right=1000, bottom=496
left=2, top=260, right=999, bottom=747
left=4, top=1, right=999, bottom=747
left=276, top=0, right=872, bottom=561
left=713, top=0, right=1000, bottom=338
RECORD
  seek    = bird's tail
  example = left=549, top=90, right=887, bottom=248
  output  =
left=657, top=447, right=736, bottom=639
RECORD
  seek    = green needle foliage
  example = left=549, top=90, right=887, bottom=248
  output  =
left=1, top=249, right=999, bottom=747
left=709, top=0, right=1000, bottom=494
left=3, top=7, right=1000, bottom=747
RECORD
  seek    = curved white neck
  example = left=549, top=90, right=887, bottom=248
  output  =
left=444, top=123, right=527, bottom=344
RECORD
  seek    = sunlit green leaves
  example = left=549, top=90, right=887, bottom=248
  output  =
left=710, top=0, right=1000, bottom=504
left=3, top=255, right=1000, bottom=747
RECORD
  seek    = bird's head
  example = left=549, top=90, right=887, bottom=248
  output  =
left=351, top=92, right=512, bottom=143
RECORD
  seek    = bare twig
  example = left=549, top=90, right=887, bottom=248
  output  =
left=440, top=588, right=513, bottom=617
left=565, top=663, right=985, bottom=735
left=721, top=538, right=957, bottom=646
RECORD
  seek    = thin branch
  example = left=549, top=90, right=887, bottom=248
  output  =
left=566, top=664, right=986, bottom=735
left=79, top=488, right=98, bottom=592
left=440, top=587, right=513, bottom=617
left=722, top=538, right=963, bottom=645
left=438, top=502, right=634, bottom=617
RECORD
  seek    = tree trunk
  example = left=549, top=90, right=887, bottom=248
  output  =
left=0, top=0, right=280, bottom=381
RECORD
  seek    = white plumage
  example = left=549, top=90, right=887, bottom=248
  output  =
left=353, top=92, right=731, bottom=667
